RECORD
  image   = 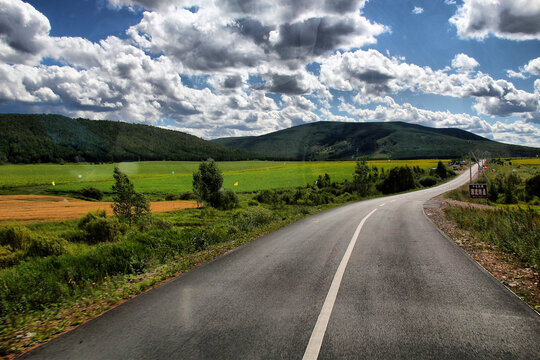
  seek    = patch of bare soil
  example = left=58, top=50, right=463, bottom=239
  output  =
left=0, top=195, right=199, bottom=224
left=425, top=198, right=539, bottom=312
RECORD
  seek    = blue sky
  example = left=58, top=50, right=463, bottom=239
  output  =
left=1, top=0, right=539, bottom=146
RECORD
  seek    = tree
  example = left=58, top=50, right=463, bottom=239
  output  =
left=316, top=173, right=331, bottom=188
left=353, top=158, right=371, bottom=197
left=435, top=161, right=447, bottom=179
left=111, top=167, right=150, bottom=225
left=379, top=166, right=416, bottom=194
left=193, top=160, right=224, bottom=207
left=525, top=174, right=540, bottom=199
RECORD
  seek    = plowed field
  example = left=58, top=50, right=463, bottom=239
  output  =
left=0, top=195, right=199, bottom=224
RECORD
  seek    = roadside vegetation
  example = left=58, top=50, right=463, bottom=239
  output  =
left=0, top=158, right=455, bottom=356
left=434, top=158, right=540, bottom=310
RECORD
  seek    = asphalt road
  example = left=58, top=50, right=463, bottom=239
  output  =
left=22, top=165, right=540, bottom=359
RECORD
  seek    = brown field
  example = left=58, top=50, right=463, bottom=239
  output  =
left=0, top=195, right=199, bottom=224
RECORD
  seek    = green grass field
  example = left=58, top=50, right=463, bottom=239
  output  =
left=0, top=160, right=442, bottom=195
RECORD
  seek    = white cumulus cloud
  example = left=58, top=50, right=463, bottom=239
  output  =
left=450, top=0, right=540, bottom=40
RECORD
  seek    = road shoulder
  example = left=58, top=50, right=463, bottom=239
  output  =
left=424, top=197, right=540, bottom=313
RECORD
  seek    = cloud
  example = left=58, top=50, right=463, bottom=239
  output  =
left=450, top=0, right=540, bottom=40
left=126, top=3, right=387, bottom=71
left=0, top=0, right=51, bottom=65
left=412, top=7, right=424, bottom=15
left=341, top=97, right=540, bottom=147
left=451, top=53, right=479, bottom=72
left=506, top=57, right=540, bottom=79
left=320, top=49, right=540, bottom=121
left=444, top=0, right=456, bottom=5
left=269, top=14, right=387, bottom=62
left=524, top=57, right=540, bottom=75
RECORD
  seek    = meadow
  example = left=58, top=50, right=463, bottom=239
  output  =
left=0, top=160, right=442, bottom=196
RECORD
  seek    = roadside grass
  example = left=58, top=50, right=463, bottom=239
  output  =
left=0, top=160, right=442, bottom=197
left=444, top=206, right=540, bottom=269
left=437, top=158, right=540, bottom=311
left=0, top=198, right=344, bottom=357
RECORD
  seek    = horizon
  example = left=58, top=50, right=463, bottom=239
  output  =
left=0, top=1, right=539, bottom=147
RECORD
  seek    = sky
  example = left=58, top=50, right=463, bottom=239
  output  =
left=0, top=0, right=540, bottom=147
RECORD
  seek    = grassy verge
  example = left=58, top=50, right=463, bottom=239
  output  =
left=444, top=206, right=539, bottom=269
left=0, top=200, right=341, bottom=358
left=429, top=157, right=539, bottom=312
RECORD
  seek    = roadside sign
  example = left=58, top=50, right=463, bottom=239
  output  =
left=469, top=183, right=488, bottom=198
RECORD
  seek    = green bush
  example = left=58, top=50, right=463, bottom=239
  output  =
left=0, top=223, right=33, bottom=251
left=419, top=176, right=437, bottom=187
left=231, top=207, right=275, bottom=232
left=79, top=187, right=104, bottom=201
left=164, top=193, right=181, bottom=201
left=379, top=166, right=416, bottom=194
left=255, top=189, right=276, bottom=204
left=84, top=217, right=122, bottom=244
left=76, top=211, right=124, bottom=244
left=26, top=236, right=68, bottom=257
left=525, top=174, right=540, bottom=199
left=78, top=209, right=107, bottom=229
left=216, top=189, right=239, bottom=210
left=0, top=245, right=25, bottom=268
left=180, top=191, right=198, bottom=200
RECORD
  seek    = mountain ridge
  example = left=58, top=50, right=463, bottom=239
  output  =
left=0, top=114, right=265, bottom=164
left=212, top=121, right=539, bottom=160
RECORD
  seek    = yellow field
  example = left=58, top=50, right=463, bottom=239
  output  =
left=0, top=195, right=198, bottom=224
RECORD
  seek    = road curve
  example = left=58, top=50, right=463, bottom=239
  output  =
left=22, top=165, right=540, bottom=359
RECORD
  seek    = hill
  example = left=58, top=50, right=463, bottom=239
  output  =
left=0, top=114, right=264, bottom=164
left=213, top=121, right=539, bottom=160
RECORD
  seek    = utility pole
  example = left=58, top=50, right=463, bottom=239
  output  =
left=469, top=153, right=472, bottom=184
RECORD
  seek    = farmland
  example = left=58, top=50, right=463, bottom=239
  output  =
left=0, top=160, right=442, bottom=196
left=0, top=195, right=198, bottom=224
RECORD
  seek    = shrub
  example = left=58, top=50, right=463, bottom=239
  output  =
left=26, top=236, right=68, bottom=257
left=255, top=189, right=276, bottom=204
left=79, top=187, right=103, bottom=201
left=525, top=174, right=540, bottom=199
left=164, top=193, right=181, bottom=201
left=379, top=166, right=416, bottom=194
left=78, top=210, right=107, bottom=229
left=231, top=207, right=275, bottom=232
left=84, top=217, right=122, bottom=244
left=419, top=176, right=437, bottom=187
left=77, top=211, right=123, bottom=244
left=0, top=223, right=33, bottom=251
left=180, top=190, right=198, bottom=200
left=216, top=189, right=239, bottom=210
left=185, top=227, right=228, bottom=251
left=436, top=161, right=447, bottom=179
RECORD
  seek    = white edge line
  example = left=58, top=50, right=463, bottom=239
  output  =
left=302, top=208, right=378, bottom=360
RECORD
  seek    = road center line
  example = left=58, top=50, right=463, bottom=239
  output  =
left=379, top=203, right=386, bottom=207
left=302, top=208, right=378, bottom=360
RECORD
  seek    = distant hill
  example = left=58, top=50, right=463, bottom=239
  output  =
left=0, top=114, right=263, bottom=164
left=213, top=121, right=539, bottom=160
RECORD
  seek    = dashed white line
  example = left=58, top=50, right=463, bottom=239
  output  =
left=379, top=203, right=386, bottom=207
left=302, top=208, right=378, bottom=360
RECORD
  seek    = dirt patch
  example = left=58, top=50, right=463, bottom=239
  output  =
left=0, top=195, right=199, bottom=224
left=425, top=199, right=540, bottom=312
